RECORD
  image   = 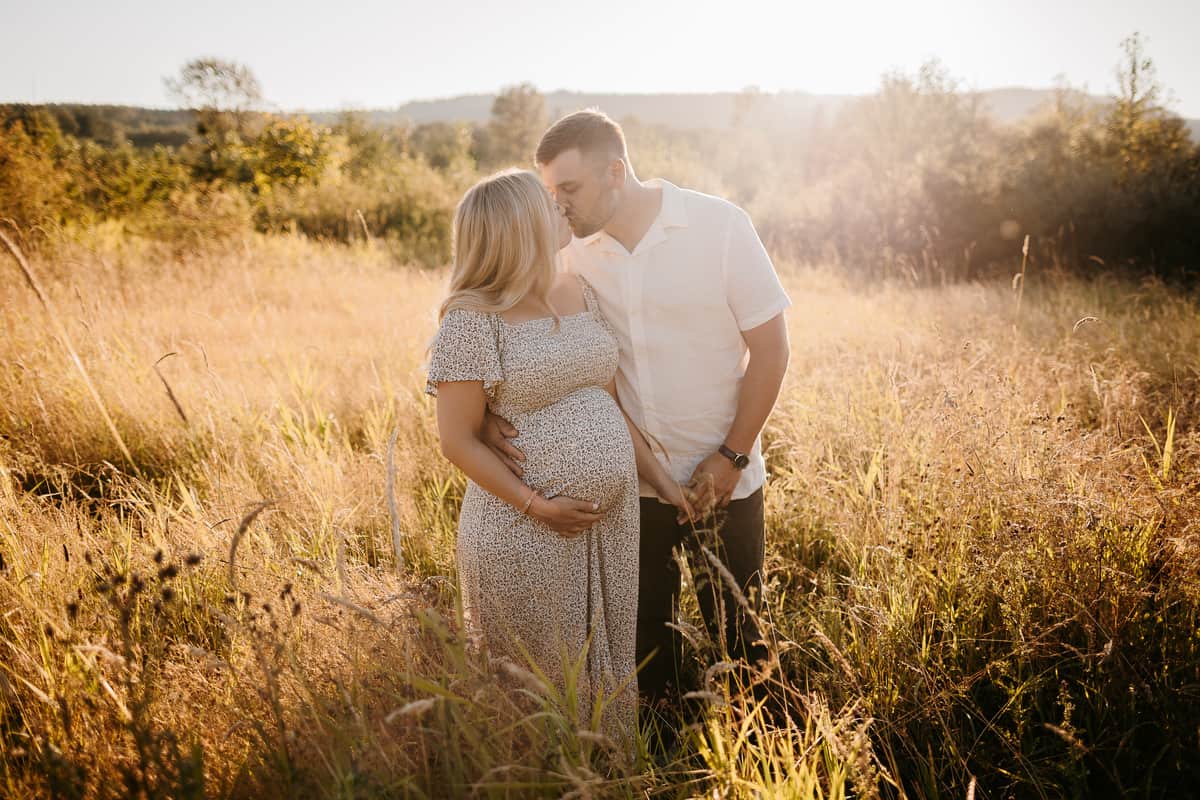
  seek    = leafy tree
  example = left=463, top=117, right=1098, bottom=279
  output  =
left=819, top=60, right=998, bottom=281
left=0, top=111, right=73, bottom=242
left=164, top=57, right=263, bottom=137
left=166, top=58, right=267, bottom=186
left=1106, top=32, right=1192, bottom=179
left=335, top=111, right=405, bottom=179
left=251, top=117, right=330, bottom=194
left=484, top=83, right=547, bottom=166
left=410, top=121, right=476, bottom=175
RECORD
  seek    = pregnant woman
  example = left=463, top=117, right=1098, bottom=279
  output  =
left=425, top=169, right=692, bottom=748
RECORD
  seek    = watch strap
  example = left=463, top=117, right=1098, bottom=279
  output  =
left=718, top=444, right=749, bottom=469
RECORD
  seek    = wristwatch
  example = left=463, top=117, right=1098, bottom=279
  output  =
left=717, top=444, right=750, bottom=470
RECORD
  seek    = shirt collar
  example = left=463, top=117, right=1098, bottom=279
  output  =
left=648, top=178, right=689, bottom=230
left=578, top=178, right=689, bottom=252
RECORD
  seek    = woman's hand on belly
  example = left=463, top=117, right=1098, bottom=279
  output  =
left=530, top=495, right=605, bottom=537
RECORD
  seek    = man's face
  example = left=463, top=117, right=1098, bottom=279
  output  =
left=540, top=148, right=620, bottom=238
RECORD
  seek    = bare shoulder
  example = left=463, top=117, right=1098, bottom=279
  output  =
left=549, top=272, right=588, bottom=315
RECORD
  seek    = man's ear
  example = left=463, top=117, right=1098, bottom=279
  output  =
left=607, top=157, right=627, bottom=188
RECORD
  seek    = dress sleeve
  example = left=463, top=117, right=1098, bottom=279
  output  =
left=424, top=308, right=503, bottom=399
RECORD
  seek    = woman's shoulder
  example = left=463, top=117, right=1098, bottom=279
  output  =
left=550, top=273, right=590, bottom=315
left=436, top=306, right=499, bottom=340
left=440, top=305, right=497, bottom=324
left=550, top=271, right=586, bottom=293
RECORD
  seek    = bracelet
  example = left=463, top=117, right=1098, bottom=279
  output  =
left=520, top=487, right=537, bottom=515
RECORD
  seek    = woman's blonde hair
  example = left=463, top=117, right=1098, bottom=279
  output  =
left=438, top=169, right=561, bottom=322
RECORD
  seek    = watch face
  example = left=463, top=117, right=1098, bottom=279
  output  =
left=735, top=454, right=750, bottom=469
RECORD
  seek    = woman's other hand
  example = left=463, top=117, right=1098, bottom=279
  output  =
left=659, top=481, right=697, bottom=525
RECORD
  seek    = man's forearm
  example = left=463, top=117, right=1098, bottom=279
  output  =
left=723, top=346, right=789, bottom=455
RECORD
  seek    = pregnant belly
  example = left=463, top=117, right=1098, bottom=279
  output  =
left=506, top=387, right=636, bottom=511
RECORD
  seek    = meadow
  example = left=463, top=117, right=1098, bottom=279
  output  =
left=1, top=229, right=1197, bottom=798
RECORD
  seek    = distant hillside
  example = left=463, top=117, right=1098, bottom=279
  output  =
left=0, top=103, right=196, bottom=147
left=322, top=90, right=848, bottom=130
left=325, top=88, right=1200, bottom=135
left=7, top=91, right=1198, bottom=144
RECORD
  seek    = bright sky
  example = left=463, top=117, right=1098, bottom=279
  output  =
left=2, top=0, right=1198, bottom=117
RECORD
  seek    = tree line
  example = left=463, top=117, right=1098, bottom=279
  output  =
left=2, top=34, right=1197, bottom=281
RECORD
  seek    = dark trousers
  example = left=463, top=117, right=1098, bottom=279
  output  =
left=636, top=487, right=768, bottom=707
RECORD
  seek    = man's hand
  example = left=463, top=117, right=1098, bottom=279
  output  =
left=481, top=411, right=525, bottom=477
left=686, top=451, right=741, bottom=517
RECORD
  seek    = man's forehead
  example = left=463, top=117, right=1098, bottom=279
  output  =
left=542, top=149, right=585, bottom=182
left=542, top=148, right=606, bottom=186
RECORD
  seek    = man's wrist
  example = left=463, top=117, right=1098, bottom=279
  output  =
left=722, top=433, right=754, bottom=454
left=717, top=443, right=750, bottom=470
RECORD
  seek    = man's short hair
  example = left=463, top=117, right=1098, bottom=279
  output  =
left=535, top=109, right=627, bottom=166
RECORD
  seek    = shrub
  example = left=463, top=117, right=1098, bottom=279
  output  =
left=257, top=154, right=459, bottom=266
left=0, top=111, right=75, bottom=244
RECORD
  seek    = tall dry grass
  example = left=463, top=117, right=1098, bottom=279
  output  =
left=1, top=233, right=1197, bottom=798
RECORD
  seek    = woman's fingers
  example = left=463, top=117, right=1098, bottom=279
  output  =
left=689, top=485, right=714, bottom=516
left=552, top=499, right=602, bottom=536
left=675, top=496, right=697, bottom=524
left=571, top=498, right=602, bottom=515
left=557, top=497, right=601, bottom=520
left=537, top=496, right=603, bottom=536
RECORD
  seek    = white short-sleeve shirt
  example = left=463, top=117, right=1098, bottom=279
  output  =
left=560, top=179, right=791, bottom=501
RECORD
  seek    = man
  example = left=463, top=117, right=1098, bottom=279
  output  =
left=485, top=109, right=791, bottom=720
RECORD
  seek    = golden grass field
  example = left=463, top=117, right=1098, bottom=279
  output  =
left=1, top=232, right=1198, bottom=798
